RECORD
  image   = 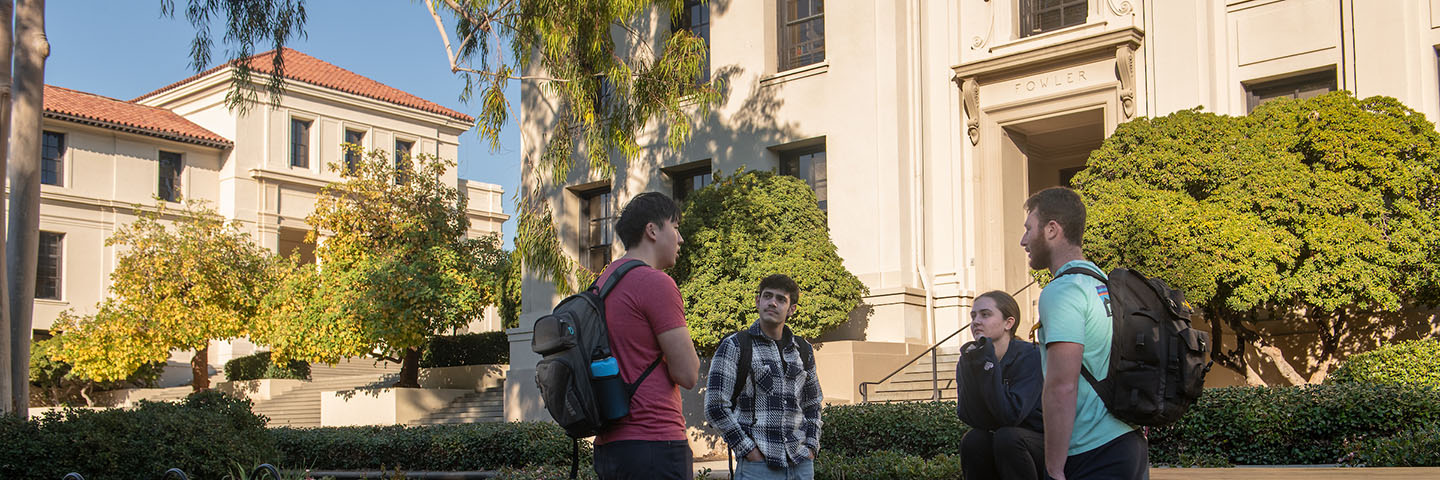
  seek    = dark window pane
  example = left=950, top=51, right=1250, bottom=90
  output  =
left=1021, top=0, right=1086, bottom=37
left=780, top=146, right=827, bottom=211
left=344, top=130, right=365, bottom=173
left=42, top=131, right=64, bottom=186
left=36, top=232, right=62, bottom=300
left=158, top=151, right=183, bottom=202
left=395, top=140, right=414, bottom=184
left=291, top=119, right=311, bottom=168
left=780, top=0, right=825, bottom=71
left=1246, top=70, right=1337, bottom=112
left=579, top=188, right=614, bottom=273
left=672, top=163, right=713, bottom=202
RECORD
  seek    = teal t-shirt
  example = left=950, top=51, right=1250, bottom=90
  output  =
left=1035, top=260, right=1135, bottom=455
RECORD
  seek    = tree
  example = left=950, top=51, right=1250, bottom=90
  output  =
left=51, top=201, right=277, bottom=391
left=672, top=170, right=868, bottom=354
left=4, top=0, right=47, bottom=416
left=254, top=149, right=505, bottom=388
left=496, top=249, right=522, bottom=330
left=30, top=334, right=163, bottom=406
left=165, top=0, right=721, bottom=296
left=1074, top=92, right=1440, bottom=385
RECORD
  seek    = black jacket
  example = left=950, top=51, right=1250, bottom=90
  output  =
left=954, top=337, right=1044, bottom=433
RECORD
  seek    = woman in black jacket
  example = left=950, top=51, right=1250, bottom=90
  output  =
left=955, top=290, right=1045, bottom=480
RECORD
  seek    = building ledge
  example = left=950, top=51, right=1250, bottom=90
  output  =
left=952, top=26, right=1144, bottom=81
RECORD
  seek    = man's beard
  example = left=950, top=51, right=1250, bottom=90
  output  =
left=1028, top=236, right=1052, bottom=271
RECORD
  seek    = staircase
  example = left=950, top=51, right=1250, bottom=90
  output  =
left=863, top=348, right=962, bottom=403
left=409, top=380, right=506, bottom=425
left=253, top=358, right=401, bottom=427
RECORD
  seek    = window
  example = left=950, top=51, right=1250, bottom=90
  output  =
left=158, top=151, right=184, bottom=202
left=290, top=118, right=312, bottom=168
left=394, top=139, right=414, bottom=184
left=779, top=0, right=825, bottom=71
left=42, top=131, right=64, bottom=186
left=36, top=231, right=62, bottom=300
left=1019, top=0, right=1087, bottom=38
left=673, top=0, right=710, bottom=83
left=578, top=186, right=614, bottom=274
left=670, top=162, right=713, bottom=202
left=1245, top=70, right=1337, bottom=113
left=780, top=146, right=827, bottom=211
left=344, top=129, right=365, bottom=173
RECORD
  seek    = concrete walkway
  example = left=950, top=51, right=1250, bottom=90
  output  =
left=692, top=463, right=1440, bottom=479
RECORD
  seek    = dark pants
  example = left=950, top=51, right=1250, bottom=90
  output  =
left=1052, top=429, right=1149, bottom=480
left=594, top=439, right=693, bottom=480
left=961, top=427, right=1045, bottom=480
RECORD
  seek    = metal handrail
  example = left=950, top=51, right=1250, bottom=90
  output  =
left=251, top=464, right=281, bottom=480
left=858, top=325, right=969, bottom=403
left=857, top=279, right=1039, bottom=403
left=161, top=468, right=190, bottom=480
left=62, top=474, right=85, bottom=480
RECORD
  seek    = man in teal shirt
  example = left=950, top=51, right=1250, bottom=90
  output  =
left=1020, top=187, right=1147, bottom=480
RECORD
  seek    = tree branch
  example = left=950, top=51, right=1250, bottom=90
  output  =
left=369, top=352, right=404, bottom=364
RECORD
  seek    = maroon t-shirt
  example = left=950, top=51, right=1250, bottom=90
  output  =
left=594, top=260, right=689, bottom=444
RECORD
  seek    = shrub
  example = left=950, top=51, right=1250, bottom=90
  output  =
left=821, top=401, right=968, bottom=458
left=272, top=422, right=580, bottom=471
left=1344, top=423, right=1440, bottom=467
left=815, top=451, right=964, bottom=480
left=1327, top=339, right=1440, bottom=391
left=1149, top=383, right=1440, bottom=465
left=420, top=331, right=510, bottom=368
left=3, top=390, right=275, bottom=480
left=224, top=351, right=312, bottom=381
left=30, top=334, right=164, bottom=406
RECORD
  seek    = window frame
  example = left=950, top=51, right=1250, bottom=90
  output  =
left=343, top=128, right=367, bottom=174
left=394, top=138, right=416, bottom=184
left=575, top=184, right=615, bottom=274
left=778, top=143, right=827, bottom=211
left=1019, top=0, right=1088, bottom=38
left=36, top=231, right=63, bottom=301
left=673, top=0, right=711, bottom=83
left=42, top=130, right=65, bottom=187
left=1244, top=69, right=1338, bottom=113
left=667, top=160, right=713, bottom=203
left=778, top=0, right=826, bottom=72
left=290, top=117, right=314, bottom=169
left=158, top=150, right=185, bottom=203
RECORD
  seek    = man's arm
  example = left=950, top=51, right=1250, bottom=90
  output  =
left=1043, top=341, right=1084, bottom=480
left=800, top=346, right=824, bottom=458
left=703, top=337, right=758, bottom=458
left=657, top=327, right=700, bottom=389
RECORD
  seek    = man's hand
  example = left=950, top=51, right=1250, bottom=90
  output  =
left=805, top=447, right=815, bottom=459
left=1047, top=469, right=1067, bottom=480
left=745, top=449, right=764, bottom=462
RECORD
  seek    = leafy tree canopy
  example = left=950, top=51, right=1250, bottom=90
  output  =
left=1074, top=92, right=1440, bottom=384
left=672, top=170, right=868, bottom=354
left=52, top=201, right=276, bottom=386
left=254, top=148, right=505, bottom=387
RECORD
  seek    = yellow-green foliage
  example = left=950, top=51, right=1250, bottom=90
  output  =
left=1075, top=92, right=1440, bottom=378
left=1327, top=339, right=1440, bottom=390
left=52, top=201, right=275, bottom=382
left=672, top=170, right=868, bottom=353
left=253, top=148, right=505, bottom=375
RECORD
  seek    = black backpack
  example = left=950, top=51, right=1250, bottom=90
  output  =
left=1055, top=266, right=1212, bottom=427
left=531, top=259, right=662, bottom=478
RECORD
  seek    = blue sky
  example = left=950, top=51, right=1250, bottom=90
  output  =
left=48, top=1, right=521, bottom=248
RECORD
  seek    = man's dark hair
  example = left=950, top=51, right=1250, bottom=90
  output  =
left=757, top=273, right=801, bottom=305
left=976, top=290, right=1022, bottom=336
left=1023, top=186, right=1086, bottom=245
left=616, top=192, right=681, bottom=249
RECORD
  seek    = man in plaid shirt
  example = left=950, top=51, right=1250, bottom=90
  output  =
left=705, top=274, right=823, bottom=479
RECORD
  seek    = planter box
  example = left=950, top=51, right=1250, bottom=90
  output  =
left=419, top=364, right=508, bottom=391
left=320, top=387, right=472, bottom=426
left=217, top=378, right=306, bottom=402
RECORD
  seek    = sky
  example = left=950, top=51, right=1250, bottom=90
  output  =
left=47, top=1, right=521, bottom=248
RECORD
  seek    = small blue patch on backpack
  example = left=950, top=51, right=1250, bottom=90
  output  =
left=1096, top=285, right=1113, bottom=316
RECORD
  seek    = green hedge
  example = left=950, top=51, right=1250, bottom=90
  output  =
left=1, top=390, right=274, bottom=480
left=815, top=451, right=964, bottom=480
left=821, top=401, right=968, bottom=458
left=420, top=331, right=510, bottom=368
left=1327, top=339, right=1440, bottom=391
left=1343, top=423, right=1440, bottom=467
left=224, top=351, right=312, bottom=381
left=1150, top=383, right=1440, bottom=466
left=272, top=422, right=579, bottom=471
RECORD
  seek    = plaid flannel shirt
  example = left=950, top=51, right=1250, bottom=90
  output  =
left=704, top=322, right=823, bottom=469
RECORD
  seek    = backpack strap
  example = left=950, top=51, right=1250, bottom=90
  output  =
left=1054, top=266, right=1113, bottom=399
left=596, top=259, right=648, bottom=298
left=730, top=333, right=753, bottom=408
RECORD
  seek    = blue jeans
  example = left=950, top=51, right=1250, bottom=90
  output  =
left=735, top=457, right=814, bottom=480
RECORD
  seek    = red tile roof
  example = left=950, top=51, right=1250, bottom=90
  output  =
left=44, top=85, right=232, bottom=148
left=134, top=47, right=474, bottom=123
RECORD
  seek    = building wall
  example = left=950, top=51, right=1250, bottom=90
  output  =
left=514, top=0, right=1440, bottom=423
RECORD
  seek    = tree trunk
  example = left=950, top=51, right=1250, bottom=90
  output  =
left=0, top=0, right=12, bottom=417
left=191, top=344, right=210, bottom=391
left=6, top=0, right=44, bottom=417
left=397, top=347, right=422, bottom=388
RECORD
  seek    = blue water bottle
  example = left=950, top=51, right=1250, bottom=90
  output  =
left=590, top=356, right=629, bottom=421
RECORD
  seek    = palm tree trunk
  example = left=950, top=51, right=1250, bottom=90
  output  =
left=6, top=0, right=46, bottom=416
left=0, top=0, right=14, bottom=417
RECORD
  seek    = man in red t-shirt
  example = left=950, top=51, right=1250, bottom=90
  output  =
left=591, top=192, right=701, bottom=480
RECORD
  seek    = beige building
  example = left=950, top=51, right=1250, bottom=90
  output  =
left=513, top=0, right=1440, bottom=443
left=34, top=48, right=508, bottom=378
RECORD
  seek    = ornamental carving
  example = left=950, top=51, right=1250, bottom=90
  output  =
left=959, top=76, right=981, bottom=145
left=1116, top=45, right=1136, bottom=118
